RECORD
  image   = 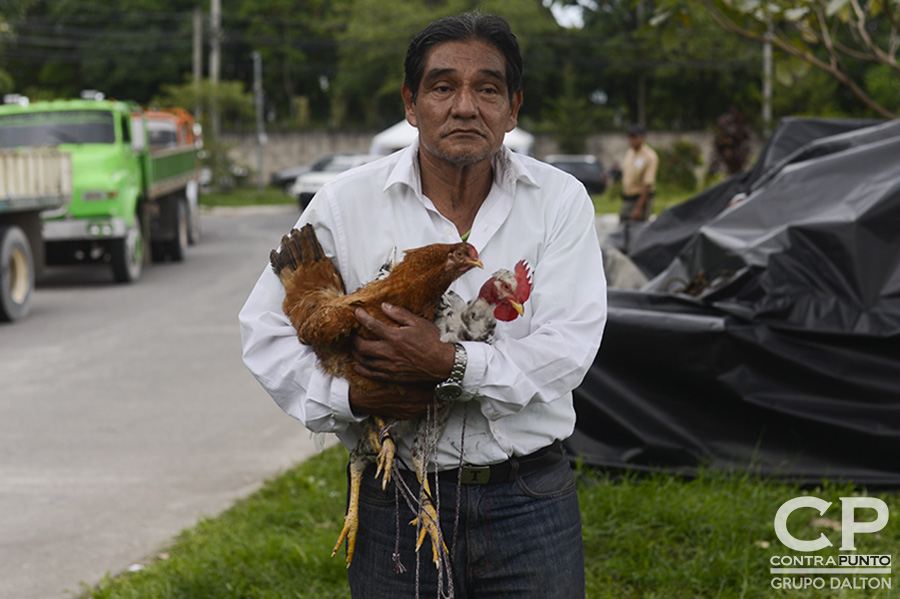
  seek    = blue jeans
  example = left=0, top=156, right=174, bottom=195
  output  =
left=346, top=456, right=585, bottom=598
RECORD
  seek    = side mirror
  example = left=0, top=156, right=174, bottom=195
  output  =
left=130, top=115, right=146, bottom=152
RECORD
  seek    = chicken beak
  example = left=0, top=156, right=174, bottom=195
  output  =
left=509, top=300, right=524, bottom=316
left=469, top=259, right=484, bottom=269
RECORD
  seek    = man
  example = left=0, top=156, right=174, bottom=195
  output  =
left=239, top=13, right=606, bottom=597
left=620, top=124, right=659, bottom=222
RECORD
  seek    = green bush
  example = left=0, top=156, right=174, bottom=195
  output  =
left=657, top=139, right=703, bottom=191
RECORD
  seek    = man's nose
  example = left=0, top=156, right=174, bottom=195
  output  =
left=451, top=85, right=478, bottom=117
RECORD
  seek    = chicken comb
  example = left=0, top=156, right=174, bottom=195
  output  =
left=514, top=260, right=533, bottom=302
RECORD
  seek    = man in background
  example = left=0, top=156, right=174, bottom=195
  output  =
left=620, top=124, right=658, bottom=223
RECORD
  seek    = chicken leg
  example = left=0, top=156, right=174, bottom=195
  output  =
left=332, top=416, right=397, bottom=567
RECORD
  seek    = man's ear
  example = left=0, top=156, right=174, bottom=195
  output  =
left=401, top=83, right=417, bottom=128
left=506, top=89, right=523, bottom=132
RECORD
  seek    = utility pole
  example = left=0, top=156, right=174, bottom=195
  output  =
left=209, top=0, right=221, bottom=141
left=253, top=51, right=266, bottom=193
left=192, top=6, right=203, bottom=122
left=762, top=19, right=774, bottom=137
left=635, top=1, right=647, bottom=128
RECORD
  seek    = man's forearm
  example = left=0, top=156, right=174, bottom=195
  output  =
left=348, top=381, right=435, bottom=419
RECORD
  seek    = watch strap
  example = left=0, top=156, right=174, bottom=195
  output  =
left=434, top=343, right=467, bottom=401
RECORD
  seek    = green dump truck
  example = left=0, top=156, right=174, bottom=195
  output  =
left=0, top=148, right=72, bottom=321
left=0, top=95, right=201, bottom=284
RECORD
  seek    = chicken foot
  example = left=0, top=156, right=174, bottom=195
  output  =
left=332, top=417, right=393, bottom=567
left=332, top=450, right=366, bottom=567
left=373, top=416, right=398, bottom=488
left=410, top=456, right=448, bottom=569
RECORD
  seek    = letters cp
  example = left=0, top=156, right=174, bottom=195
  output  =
left=774, top=496, right=889, bottom=552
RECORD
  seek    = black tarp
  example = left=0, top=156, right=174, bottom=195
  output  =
left=570, top=118, right=900, bottom=486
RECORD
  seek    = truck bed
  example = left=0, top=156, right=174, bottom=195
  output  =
left=145, top=145, right=198, bottom=200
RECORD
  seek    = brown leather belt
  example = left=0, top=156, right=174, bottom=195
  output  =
left=437, top=440, right=564, bottom=485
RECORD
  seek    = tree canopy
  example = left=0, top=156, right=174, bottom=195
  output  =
left=1, top=0, right=894, bottom=142
left=651, top=0, right=899, bottom=118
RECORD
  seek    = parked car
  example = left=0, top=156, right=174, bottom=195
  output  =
left=270, top=152, right=352, bottom=190
left=289, top=153, right=378, bottom=210
left=544, top=154, right=608, bottom=194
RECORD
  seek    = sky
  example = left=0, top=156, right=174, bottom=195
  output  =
left=545, top=0, right=588, bottom=29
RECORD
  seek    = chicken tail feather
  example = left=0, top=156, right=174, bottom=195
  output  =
left=270, top=224, right=325, bottom=278
left=269, top=224, right=348, bottom=335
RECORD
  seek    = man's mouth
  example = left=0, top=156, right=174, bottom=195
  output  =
left=444, top=128, right=485, bottom=138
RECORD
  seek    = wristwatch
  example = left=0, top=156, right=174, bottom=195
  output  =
left=434, top=343, right=467, bottom=401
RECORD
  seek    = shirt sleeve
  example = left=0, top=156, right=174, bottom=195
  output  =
left=462, top=180, right=608, bottom=420
left=238, top=216, right=365, bottom=434
left=643, top=149, right=659, bottom=188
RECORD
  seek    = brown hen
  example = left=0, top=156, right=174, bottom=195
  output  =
left=270, top=224, right=483, bottom=395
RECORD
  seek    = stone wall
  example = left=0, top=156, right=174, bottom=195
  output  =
left=224, top=129, right=723, bottom=183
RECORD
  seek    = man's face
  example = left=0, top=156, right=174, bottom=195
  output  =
left=628, top=134, right=644, bottom=150
left=402, top=40, right=523, bottom=166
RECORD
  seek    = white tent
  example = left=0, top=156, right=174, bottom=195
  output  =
left=369, top=120, right=534, bottom=156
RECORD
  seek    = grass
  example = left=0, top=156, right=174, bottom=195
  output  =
left=199, top=186, right=296, bottom=208
left=591, top=181, right=698, bottom=216
left=82, top=445, right=899, bottom=599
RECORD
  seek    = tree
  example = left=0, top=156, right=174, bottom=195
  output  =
left=558, top=0, right=763, bottom=130
left=541, top=63, right=596, bottom=152
left=0, top=0, right=34, bottom=94
left=152, top=78, right=255, bottom=187
left=654, top=0, right=899, bottom=118
left=329, top=0, right=562, bottom=129
left=3, top=0, right=197, bottom=102
left=152, top=78, right=255, bottom=127
left=234, top=0, right=351, bottom=126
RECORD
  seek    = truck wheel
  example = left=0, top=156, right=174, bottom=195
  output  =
left=111, top=216, right=144, bottom=283
left=186, top=180, right=201, bottom=245
left=0, top=225, right=34, bottom=322
left=188, top=207, right=201, bottom=245
left=167, top=199, right=189, bottom=262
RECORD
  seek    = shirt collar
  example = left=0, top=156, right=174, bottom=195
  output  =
left=382, top=138, right=540, bottom=197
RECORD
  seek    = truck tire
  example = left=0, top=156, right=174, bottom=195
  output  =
left=167, top=198, right=189, bottom=262
left=188, top=207, right=201, bottom=245
left=0, top=225, right=34, bottom=322
left=186, top=180, right=201, bottom=245
left=111, top=216, right=144, bottom=283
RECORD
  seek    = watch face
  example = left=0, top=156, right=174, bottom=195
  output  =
left=436, top=383, right=463, bottom=401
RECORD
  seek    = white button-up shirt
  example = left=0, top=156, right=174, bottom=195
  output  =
left=239, top=141, right=607, bottom=469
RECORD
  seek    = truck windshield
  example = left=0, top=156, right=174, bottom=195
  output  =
left=0, top=110, right=116, bottom=147
left=147, top=120, right=178, bottom=147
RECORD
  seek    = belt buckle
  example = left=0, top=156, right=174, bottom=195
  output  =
left=460, top=465, right=491, bottom=485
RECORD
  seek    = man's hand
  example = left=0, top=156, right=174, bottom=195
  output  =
left=629, top=205, right=644, bottom=221
left=630, top=185, right=651, bottom=221
left=352, top=303, right=456, bottom=383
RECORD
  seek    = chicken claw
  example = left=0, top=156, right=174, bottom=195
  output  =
left=370, top=416, right=396, bottom=488
left=332, top=462, right=363, bottom=567
left=410, top=496, right=447, bottom=569
left=375, top=437, right=396, bottom=488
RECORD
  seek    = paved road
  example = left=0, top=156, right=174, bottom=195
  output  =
left=0, top=205, right=323, bottom=599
